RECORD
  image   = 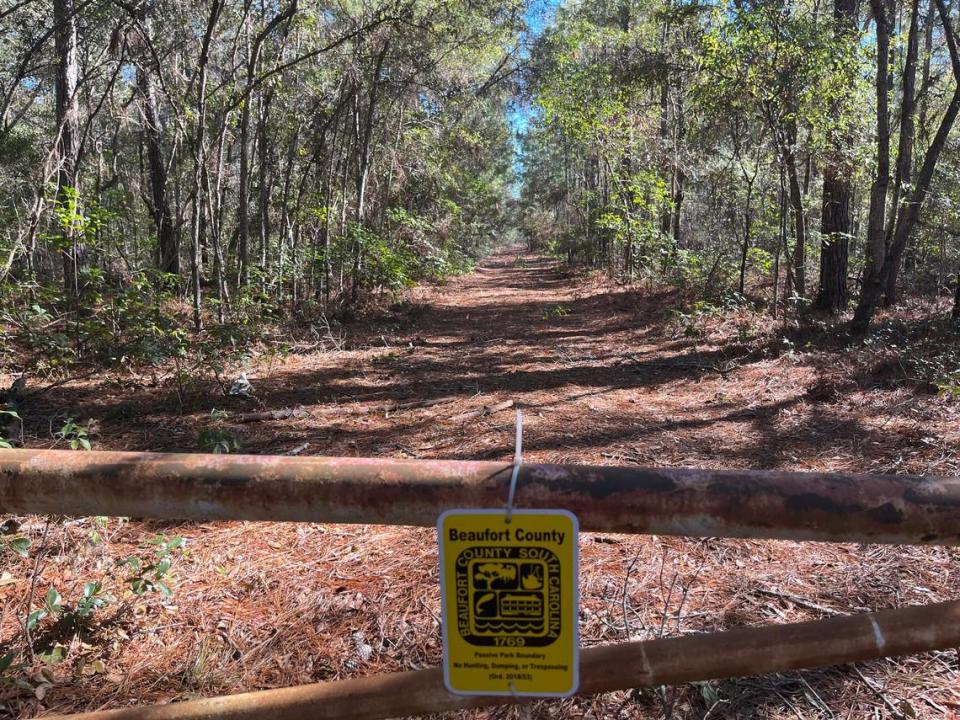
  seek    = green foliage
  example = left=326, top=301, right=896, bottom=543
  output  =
left=25, top=582, right=113, bottom=656
left=936, top=372, right=960, bottom=398
left=0, top=648, right=39, bottom=698
left=126, top=535, right=185, bottom=597
left=2, top=269, right=193, bottom=373
left=0, top=409, right=20, bottom=449
left=859, top=319, right=960, bottom=392
left=663, top=248, right=707, bottom=289
left=351, top=223, right=415, bottom=292
left=44, top=186, right=113, bottom=252
left=521, top=4, right=685, bottom=282
left=88, top=516, right=109, bottom=545
left=72, top=582, right=111, bottom=622
left=103, top=273, right=186, bottom=366
left=542, top=305, right=569, bottom=320
left=1, top=536, right=29, bottom=556
left=5, top=529, right=183, bottom=690
left=671, top=293, right=753, bottom=337
left=0, top=651, right=21, bottom=677
left=0, top=518, right=29, bottom=557
left=520, top=0, right=892, bottom=312
left=372, top=350, right=401, bottom=365
left=0, top=0, right=520, bottom=390
left=57, top=418, right=91, bottom=451
left=746, top=247, right=774, bottom=276
left=696, top=0, right=866, bottom=146
left=26, top=587, right=64, bottom=632
left=1, top=297, right=75, bottom=371
left=197, top=427, right=240, bottom=454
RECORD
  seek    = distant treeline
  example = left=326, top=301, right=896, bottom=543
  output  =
left=0, top=0, right=521, bottom=338
left=519, top=0, right=960, bottom=329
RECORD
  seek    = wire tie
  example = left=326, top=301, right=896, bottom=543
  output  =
left=505, top=410, right=522, bottom=524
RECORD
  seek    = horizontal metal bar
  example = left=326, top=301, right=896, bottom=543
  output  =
left=1, top=449, right=959, bottom=544
left=48, top=599, right=960, bottom=719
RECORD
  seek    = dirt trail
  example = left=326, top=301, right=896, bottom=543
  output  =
left=24, top=249, right=958, bottom=476
left=219, top=249, right=956, bottom=477
left=173, top=250, right=839, bottom=467
left=4, top=251, right=960, bottom=719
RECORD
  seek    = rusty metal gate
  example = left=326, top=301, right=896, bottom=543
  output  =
left=1, top=448, right=959, bottom=720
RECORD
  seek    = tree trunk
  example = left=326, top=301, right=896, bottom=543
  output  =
left=136, top=17, right=177, bottom=276
left=882, top=0, right=920, bottom=306
left=658, top=75, right=672, bottom=236
left=816, top=162, right=852, bottom=312
left=773, top=167, right=787, bottom=315
left=236, top=1, right=297, bottom=287
left=189, top=0, right=224, bottom=331
left=350, top=40, right=389, bottom=302
left=953, top=263, right=960, bottom=319
left=207, top=118, right=230, bottom=322
left=917, top=0, right=937, bottom=147
left=851, top=0, right=892, bottom=333
left=739, top=206, right=751, bottom=297
left=783, top=129, right=806, bottom=299
left=237, top=75, right=253, bottom=286
left=881, top=83, right=960, bottom=296
left=671, top=88, right=686, bottom=245
left=814, top=0, right=858, bottom=313
left=53, top=0, right=82, bottom=299
left=278, top=122, right=299, bottom=302
left=738, top=163, right=757, bottom=296
left=256, top=93, right=274, bottom=284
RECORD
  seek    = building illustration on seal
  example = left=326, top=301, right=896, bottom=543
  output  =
left=454, top=547, right=562, bottom=646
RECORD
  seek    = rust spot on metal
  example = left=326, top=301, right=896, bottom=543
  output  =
left=785, top=492, right=863, bottom=516
left=527, top=466, right=677, bottom=497
left=904, top=487, right=960, bottom=508
left=199, top=476, right=250, bottom=488
left=866, top=502, right=904, bottom=524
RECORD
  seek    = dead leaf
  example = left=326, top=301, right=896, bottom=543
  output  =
left=898, top=699, right=917, bottom=719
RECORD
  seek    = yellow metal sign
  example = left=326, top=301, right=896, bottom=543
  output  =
left=438, top=509, right=579, bottom=697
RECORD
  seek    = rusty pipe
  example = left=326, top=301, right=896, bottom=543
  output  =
left=1, top=449, right=960, bottom=544
left=47, top=599, right=960, bottom=719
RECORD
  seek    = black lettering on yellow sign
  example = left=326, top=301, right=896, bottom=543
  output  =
left=454, top=546, right=562, bottom=647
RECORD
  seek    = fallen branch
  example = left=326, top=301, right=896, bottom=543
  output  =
left=283, top=442, right=311, bottom=456
left=851, top=664, right=909, bottom=719
left=754, top=588, right=841, bottom=616
left=449, top=399, right=514, bottom=421
left=235, top=397, right=459, bottom=423
left=634, top=361, right=732, bottom=374
left=380, top=396, right=458, bottom=415
left=236, top=407, right=310, bottom=423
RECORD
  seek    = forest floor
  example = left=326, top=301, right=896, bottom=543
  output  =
left=2, top=250, right=960, bottom=719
